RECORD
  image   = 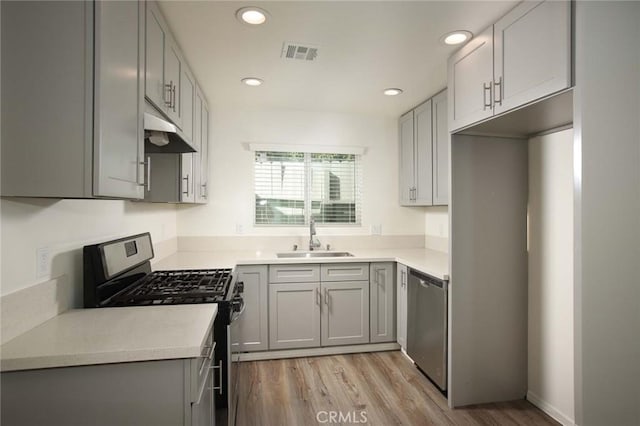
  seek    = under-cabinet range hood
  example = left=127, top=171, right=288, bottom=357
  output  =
left=144, top=103, right=195, bottom=153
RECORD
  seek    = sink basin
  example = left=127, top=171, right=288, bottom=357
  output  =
left=276, top=251, right=354, bottom=258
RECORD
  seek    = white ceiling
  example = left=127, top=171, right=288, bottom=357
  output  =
left=159, top=1, right=518, bottom=117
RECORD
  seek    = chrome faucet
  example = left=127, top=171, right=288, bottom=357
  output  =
left=309, top=218, right=321, bottom=251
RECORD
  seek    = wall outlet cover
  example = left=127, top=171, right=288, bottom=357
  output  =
left=370, top=224, right=382, bottom=235
left=36, top=246, right=50, bottom=279
left=235, top=224, right=244, bottom=235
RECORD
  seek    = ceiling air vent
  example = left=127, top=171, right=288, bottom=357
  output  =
left=281, top=42, right=319, bottom=61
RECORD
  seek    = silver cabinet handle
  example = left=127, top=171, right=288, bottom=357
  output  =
left=324, top=288, right=329, bottom=307
left=212, top=359, right=223, bottom=395
left=202, top=183, right=207, bottom=199
left=494, top=76, right=503, bottom=107
left=164, top=81, right=173, bottom=107
left=182, top=174, right=190, bottom=196
left=483, top=82, right=493, bottom=111
left=316, top=287, right=320, bottom=305
left=401, top=270, right=407, bottom=287
left=139, top=156, right=151, bottom=191
left=171, top=84, right=177, bottom=112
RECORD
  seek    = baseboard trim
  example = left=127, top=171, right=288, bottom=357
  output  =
left=237, top=342, right=400, bottom=362
left=526, top=391, right=575, bottom=426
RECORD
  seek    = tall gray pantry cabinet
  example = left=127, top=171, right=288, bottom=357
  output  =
left=1, top=1, right=146, bottom=199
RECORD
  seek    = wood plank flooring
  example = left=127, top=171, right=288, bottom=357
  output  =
left=236, top=351, right=559, bottom=426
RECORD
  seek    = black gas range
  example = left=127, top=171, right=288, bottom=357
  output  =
left=83, top=232, right=243, bottom=426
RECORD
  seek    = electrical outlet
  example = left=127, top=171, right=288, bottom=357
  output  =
left=370, top=224, right=382, bottom=235
left=36, top=247, right=50, bottom=279
left=235, top=224, right=244, bottom=235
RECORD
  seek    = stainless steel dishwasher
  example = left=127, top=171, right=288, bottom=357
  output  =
left=407, top=269, right=448, bottom=391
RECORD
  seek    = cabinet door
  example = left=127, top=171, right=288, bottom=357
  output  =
left=145, top=1, right=166, bottom=112
left=448, top=25, right=494, bottom=131
left=180, top=64, right=196, bottom=144
left=199, top=101, right=210, bottom=203
left=180, top=154, right=195, bottom=203
left=93, top=0, right=144, bottom=199
left=190, top=366, right=213, bottom=426
left=164, top=37, right=181, bottom=126
left=432, top=90, right=449, bottom=205
left=321, top=281, right=370, bottom=346
left=233, top=266, right=268, bottom=352
left=370, top=263, right=396, bottom=343
left=396, top=264, right=408, bottom=350
left=269, top=283, right=321, bottom=350
left=399, top=110, right=415, bottom=205
left=414, top=100, right=433, bottom=206
left=493, top=0, right=571, bottom=115
left=145, top=153, right=180, bottom=202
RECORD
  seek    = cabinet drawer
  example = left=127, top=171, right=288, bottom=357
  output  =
left=321, top=263, right=369, bottom=282
left=269, top=264, right=320, bottom=283
left=188, top=327, right=214, bottom=403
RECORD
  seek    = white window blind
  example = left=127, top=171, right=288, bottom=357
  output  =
left=254, top=151, right=362, bottom=226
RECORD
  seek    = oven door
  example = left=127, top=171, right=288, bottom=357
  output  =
left=228, top=299, right=245, bottom=426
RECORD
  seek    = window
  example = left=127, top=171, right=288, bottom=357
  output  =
left=255, top=151, right=362, bottom=226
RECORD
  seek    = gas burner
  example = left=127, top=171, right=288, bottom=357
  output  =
left=109, top=269, right=233, bottom=306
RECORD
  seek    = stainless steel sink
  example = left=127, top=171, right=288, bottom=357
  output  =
left=276, top=251, right=354, bottom=258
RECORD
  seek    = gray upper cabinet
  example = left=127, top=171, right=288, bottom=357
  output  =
left=163, top=36, right=182, bottom=127
left=233, top=266, right=268, bottom=352
left=399, top=100, right=433, bottom=206
left=321, top=281, right=370, bottom=346
left=181, top=65, right=196, bottom=144
left=399, top=111, right=415, bottom=205
left=396, top=263, right=408, bottom=350
left=196, top=94, right=210, bottom=203
left=399, top=91, right=449, bottom=207
left=144, top=1, right=166, bottom=113
left=145, top=1, right=181, bottom=126
left=1, top=0, right=145, bottom=199
left=493, top=0, right=571, bottom=115
left=414, top=101, right=434, bottom=205
left=448, top=26, right=494, bottom=132
left=370, top=263, right=396, bottom=343
left=432, top=90, right=449, bottom=205
left=180, top=154, right=195, bottom=203
left=448, top=0, right=571, bottom=131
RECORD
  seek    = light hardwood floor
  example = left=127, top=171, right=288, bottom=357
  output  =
left=236, top=351, right=559, bottom=426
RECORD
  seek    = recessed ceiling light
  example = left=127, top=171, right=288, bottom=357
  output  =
left=236, top=7, right=269, bottom=25
left=441, top=30, right=473, bottom=45
left=241, top=77, right=263, bottom=86
left=383, top=88, right=403, bottom=96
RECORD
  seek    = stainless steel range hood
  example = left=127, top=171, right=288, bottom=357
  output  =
left=144, top=103, right=196, bottom=153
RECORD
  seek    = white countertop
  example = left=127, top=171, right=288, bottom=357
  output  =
left=154, top=248, right=449, bottom=280
left=0, top=304, right=217, bottom=372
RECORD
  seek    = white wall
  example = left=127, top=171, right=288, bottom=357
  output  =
left=528, top=129, right=575, bottom=425
left=177, top=106, right=426, bottom=237
left=424, top=206, right=448, bottom=252
left=0, top=199, right=177, bottom=296
left=573, top=2, right=640, bottom=425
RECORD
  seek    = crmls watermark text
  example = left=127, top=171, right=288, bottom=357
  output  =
left=316, top=410, right=368, bottom=424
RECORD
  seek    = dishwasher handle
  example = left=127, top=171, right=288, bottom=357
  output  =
left=409, top=269, right=447, bottom=290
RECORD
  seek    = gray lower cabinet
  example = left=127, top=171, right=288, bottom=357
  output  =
left=269, top=282, right=321, bottom=350
left=370, top=262, right=396, bottom=343
left=321, top=281, right=370, bottom=346
left=233, top=265, right=268, bottom=352
left=1, top=330, right=215, bottom=426
left=396, top=264, right=408, bottom=350
left=1, top=0, right=145, bottom=199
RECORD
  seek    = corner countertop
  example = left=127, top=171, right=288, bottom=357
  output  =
left=153, top=248, right=449, bottom=281
left=0, top=304, right=217, bottom=372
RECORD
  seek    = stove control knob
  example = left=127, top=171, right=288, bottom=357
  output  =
left=232, top=297, right=243, bottom=312
left=236, top=281, right=244, bottom=293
